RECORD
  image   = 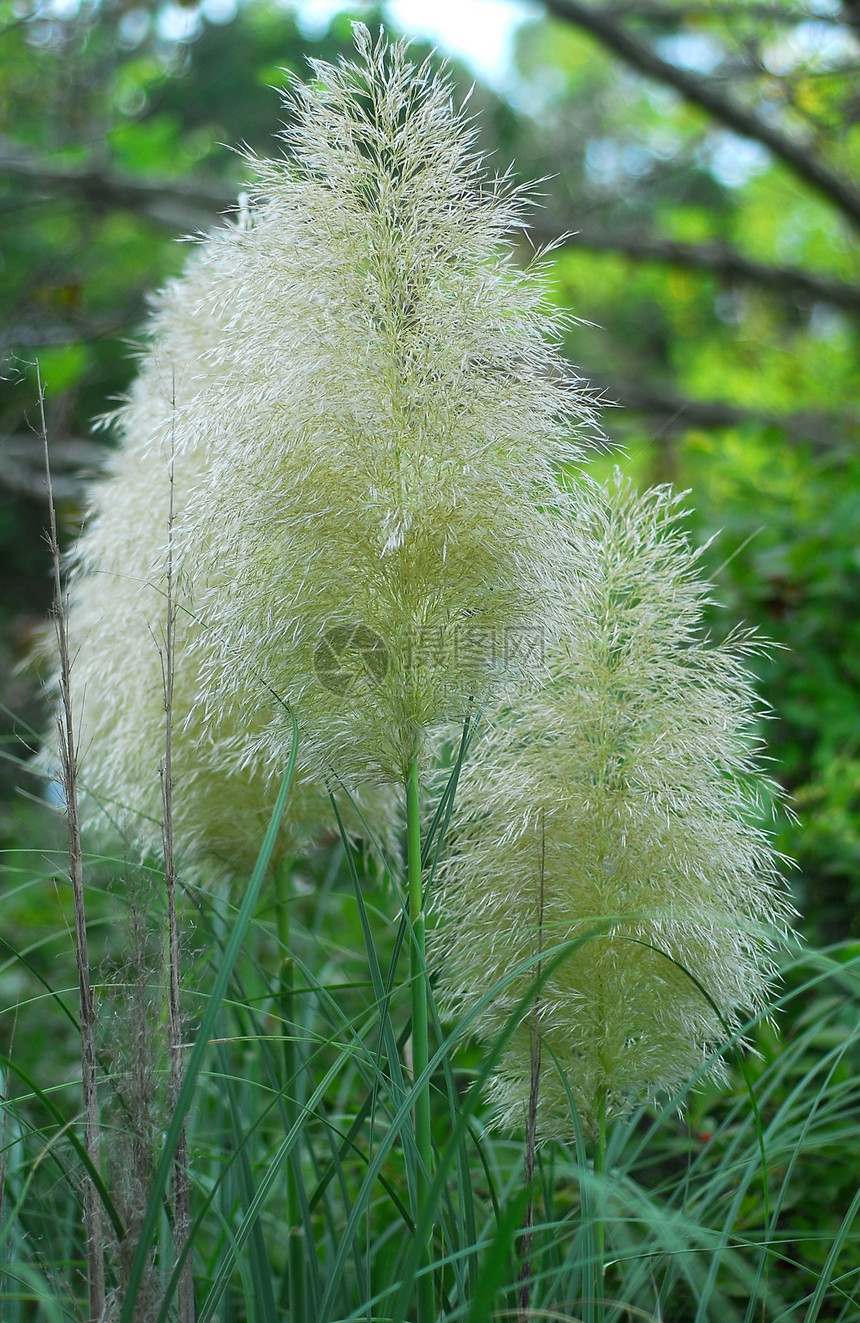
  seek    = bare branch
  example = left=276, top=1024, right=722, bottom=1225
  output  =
left=11, top=140, right=857, bottom=317
left=841, top=0, right=860, bottom=37
left=540, top=0, right=860, bottom=230
left=528, top=227, right=860, bottom=312
left=1, top=146, right=235, bottom=231
left=595, top=376, right=860, bottom=449
left=1, top=314, right=142, bottom=351
left=601, top=1, right=846, bottom=23
left=1, top=433, right=102, bottom=501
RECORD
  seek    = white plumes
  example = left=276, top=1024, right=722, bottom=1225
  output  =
left=48, top=30, right=791, bottom=1141
left=432, top=473, right=794, bottom=1139
left=166, top=27, right=593, bottom=784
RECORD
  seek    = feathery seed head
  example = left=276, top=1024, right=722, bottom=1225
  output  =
left=170, top=27, right=593, bottom=783
left=432, top=473, right=793, bottom=1139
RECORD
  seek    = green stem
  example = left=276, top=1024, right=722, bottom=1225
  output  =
left=407, top=758, right=435, bottom=1323
left=594, top=1089, right=607, bottom=1322
left=275, top=858, right=305, bottom=1323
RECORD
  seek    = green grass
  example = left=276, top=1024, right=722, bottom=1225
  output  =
left=1, top=778, right=859, bottom=1323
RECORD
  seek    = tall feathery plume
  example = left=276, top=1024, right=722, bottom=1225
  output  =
left=433, top=472, right=793, bottom=1141
left=177, top=27, right=591, bottom=786
left=142, top=33, right=590, bottom=1322
left=62, top=25, right=592, bottom=846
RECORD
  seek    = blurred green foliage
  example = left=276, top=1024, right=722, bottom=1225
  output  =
left=519, top=8, right=860, bottom=947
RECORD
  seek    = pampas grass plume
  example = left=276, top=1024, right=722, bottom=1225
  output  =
left=433, top=473, right=794, bottom=1138
left=174, top=28, right=593, bottom=785
left=58, top=28, right=591, bottom=861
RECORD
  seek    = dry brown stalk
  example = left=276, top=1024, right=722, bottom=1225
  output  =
left=38, top=366, right=106, bottom=1321
left=159, top=427, right=196, bottom=1322
left=518, top=815, right=546, bottom=1323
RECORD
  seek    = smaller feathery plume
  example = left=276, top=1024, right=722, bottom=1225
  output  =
left=433, top=473, right=793, bottom=1139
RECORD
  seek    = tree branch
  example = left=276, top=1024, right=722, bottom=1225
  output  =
left=601, top=1, right=844, bottom=23
left=1, top=434, right=102, bottom=501
left=841, top=0, right=860, bottom=37
left=1, top=147, right=235, bottom=231
left=12, top=139, right=858, bottom=317
left=3, top=381, right=852, bottom=516
left=595, top=377, right=859, bottom=449
left=12, top=146, right=858, bottom=315
left=540, top=0, right=860, bottom=230
left=529, top=227, right=860, bottom=312
left=1, top=316, right=141, bottom=350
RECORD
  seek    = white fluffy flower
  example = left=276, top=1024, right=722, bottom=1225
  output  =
left=165, top=28, right=593, bottom=785
left=433, top=474, right=793, bottom=1138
